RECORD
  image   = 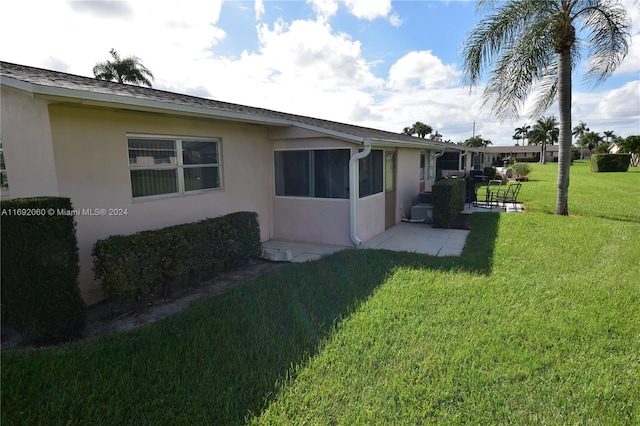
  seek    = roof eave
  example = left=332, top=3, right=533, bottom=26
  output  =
left=1, top=75, right=295, bottom=127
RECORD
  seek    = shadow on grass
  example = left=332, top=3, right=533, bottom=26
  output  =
left=594, top=214, right=640, bottom=224
left=1, top=215, right=500, bottom=425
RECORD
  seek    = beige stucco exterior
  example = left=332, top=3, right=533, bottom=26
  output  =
left=2, top=81, right=452, bottom=304
left=0, top=86, right=59, bottom=197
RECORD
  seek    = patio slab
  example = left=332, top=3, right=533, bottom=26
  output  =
left=262, top=202, right=524, bottom=263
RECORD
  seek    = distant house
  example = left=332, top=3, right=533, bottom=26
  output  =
left=1, top=61, right=475, bottom=303
left=608, top=142, right=621, bottom=154
left=485, top=144, right=559, bottom=164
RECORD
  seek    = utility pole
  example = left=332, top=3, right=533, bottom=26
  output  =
left=472, top=121, right=476, bottom=138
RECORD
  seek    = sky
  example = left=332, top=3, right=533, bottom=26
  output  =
left=2, top=0, right=639, bottom=145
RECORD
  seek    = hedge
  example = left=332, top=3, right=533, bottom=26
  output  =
left=0, top=197, right=86, bottom=345
left=432, top=178, right=465, bottom=228
left=93, top=211, right=262, bottom=302
left=591, top=154, right=631, bottom=172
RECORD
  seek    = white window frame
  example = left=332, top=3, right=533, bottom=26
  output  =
left=421, top=150, right=436, bottom=181
left=127, top=134, right=222, bottom=200
left=273, top=148, right=350, bottom=200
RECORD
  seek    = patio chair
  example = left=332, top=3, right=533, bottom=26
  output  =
left=475, top=180, right=502, bottom=209
left=495, top=182, right=522, bottom=210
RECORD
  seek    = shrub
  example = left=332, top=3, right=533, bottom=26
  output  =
left=0, top=197, right=86, bottom=345
left=93, top=211, right=262, bottom=302
left=432, top=179, right=465, bottom=228
left=483, top=166, right=497, bottom=181
left=512, top=162, right=532, bottom=178
left=591, top=154, right=631, bottom=172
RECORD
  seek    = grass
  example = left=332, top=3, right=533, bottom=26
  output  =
left=2, top=161, right=639, bottom=424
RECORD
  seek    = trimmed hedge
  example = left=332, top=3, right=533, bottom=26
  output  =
left=0, top=197, right=86, bottom=345
left=93, top=211, right=262, bottom=302
left=432, top=178, right=465, bottom=229
left=483, top=166, right=497, bottom=181
left=591, top=154, right=631, bottom=172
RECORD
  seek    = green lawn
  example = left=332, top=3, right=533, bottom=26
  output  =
left=2, top=161, right=639, bottom=425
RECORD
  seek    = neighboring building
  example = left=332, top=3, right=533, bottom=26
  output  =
left=1, top=61, right=473, bottom=303
left=485, top=144, right=559, bottom=164
left=608, top=142, right=621, bottom=154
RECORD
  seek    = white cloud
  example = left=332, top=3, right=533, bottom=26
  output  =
left=594, top=80, right=640, bottom=122
left=615, top=33, right=640, bottom=75
left=306, top=0, right=339, bottom=20
left=255, top=0, right=265, bottom=20
left=344, top=0, right=392, bottom=20
left=389, top=13, right=403, bottom=27
left=0, top=0, right=225, bottom=79
left=387, top=51, right=461, bottom=91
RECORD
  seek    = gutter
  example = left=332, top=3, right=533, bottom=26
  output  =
left=459, top=151, right=467, bottom=171
left=349, top=139, right=372, bottom=246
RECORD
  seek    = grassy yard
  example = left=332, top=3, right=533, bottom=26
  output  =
left=2, top=161, right=639, bottom=424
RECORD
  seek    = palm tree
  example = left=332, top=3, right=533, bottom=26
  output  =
left=93, top=49, right=154, bottom=87
left=528, top=116, right=559, bottom=164
left=462, top=0, right=630, bottom=215
left=572, top=121, right=590, bottom=159
left=464, top=135, right=493, bottom=148
left=513, top=124, right=530, bottom=146
left=401, top=122, right=433, bottom=138
left=603, top=130, right=616, bottom=142
left=579, top=131, right=604, bottom=153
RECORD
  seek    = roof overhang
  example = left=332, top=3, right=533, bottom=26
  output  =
left=2, top=74, right=468, bottom=151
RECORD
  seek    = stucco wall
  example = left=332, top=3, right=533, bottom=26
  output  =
left=396, top=148, right=421, bottom=219
left=356, top=192, right=385, bottom=243
left=48, top=104, right=271, bottom=304
left=272, top=198, right=351, bottom=246
left=0, top=86, right=60, bottom=197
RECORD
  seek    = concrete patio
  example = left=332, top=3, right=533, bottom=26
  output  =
left=262, top=201, right=524, bottom=263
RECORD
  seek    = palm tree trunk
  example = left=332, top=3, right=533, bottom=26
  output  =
left=555, top=50, right=572, bottom=215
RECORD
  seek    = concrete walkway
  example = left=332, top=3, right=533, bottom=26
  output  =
left=262, top=202, right=523, bottom=263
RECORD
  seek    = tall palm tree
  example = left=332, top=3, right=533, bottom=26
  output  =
left=603, top=130, right=616, bottom=142
left=528, top=116, right=559, bottom=164
left=513, top=124, right=530, bottom=146
left=462, top=0, right=630, bottom=215
left=572, top=121, right=590, bottom=159
left=464, top=135, right=493, bottom=148
left=401, top=122, right=433, bottom=138
left=93, top=49, right=155, bottom=87
left=579, top=131, right=604, bottom=153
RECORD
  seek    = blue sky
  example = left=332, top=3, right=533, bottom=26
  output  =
left=2, top=0, right=639, bottom=144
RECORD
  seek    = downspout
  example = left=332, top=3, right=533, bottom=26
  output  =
left=459, top=150, right=467, bottom=172
left=349, top=138, right=372, bottom=246
left=433, top=149, right=445, bottom=180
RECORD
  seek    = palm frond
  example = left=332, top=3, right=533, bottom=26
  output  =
left=573, top=0, right=631, bottom=85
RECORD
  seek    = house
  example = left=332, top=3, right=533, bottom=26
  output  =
left=485, top=144, right=560, bottom=164
left=1, top=61, right=475, bottom=304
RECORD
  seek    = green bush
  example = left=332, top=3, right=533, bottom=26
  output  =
left=591, top=154, right=631, bottom=172
left=432, top=179, right=465, bottom=228
left=512, top=162, right=532, bottom=178
left=93, top=211, right=262, bottom=302
left=0, top=197, right=86, bottom=345
left=483, top=166, right=497, bottom=181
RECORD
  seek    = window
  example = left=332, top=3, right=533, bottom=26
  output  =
left=359, top=149, right=383, bottom=198
left=436, top=151, right=459, bottom=171
left=128, top=136, right=221, bottom=198
left=420, top=151, right=436, bottom=181
left=274, top=149, right=349, bottom=199
left=426, top=150, right=436, bottom=180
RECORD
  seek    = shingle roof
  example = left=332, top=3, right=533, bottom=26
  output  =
left=1, top=61, right=461, bottom=150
